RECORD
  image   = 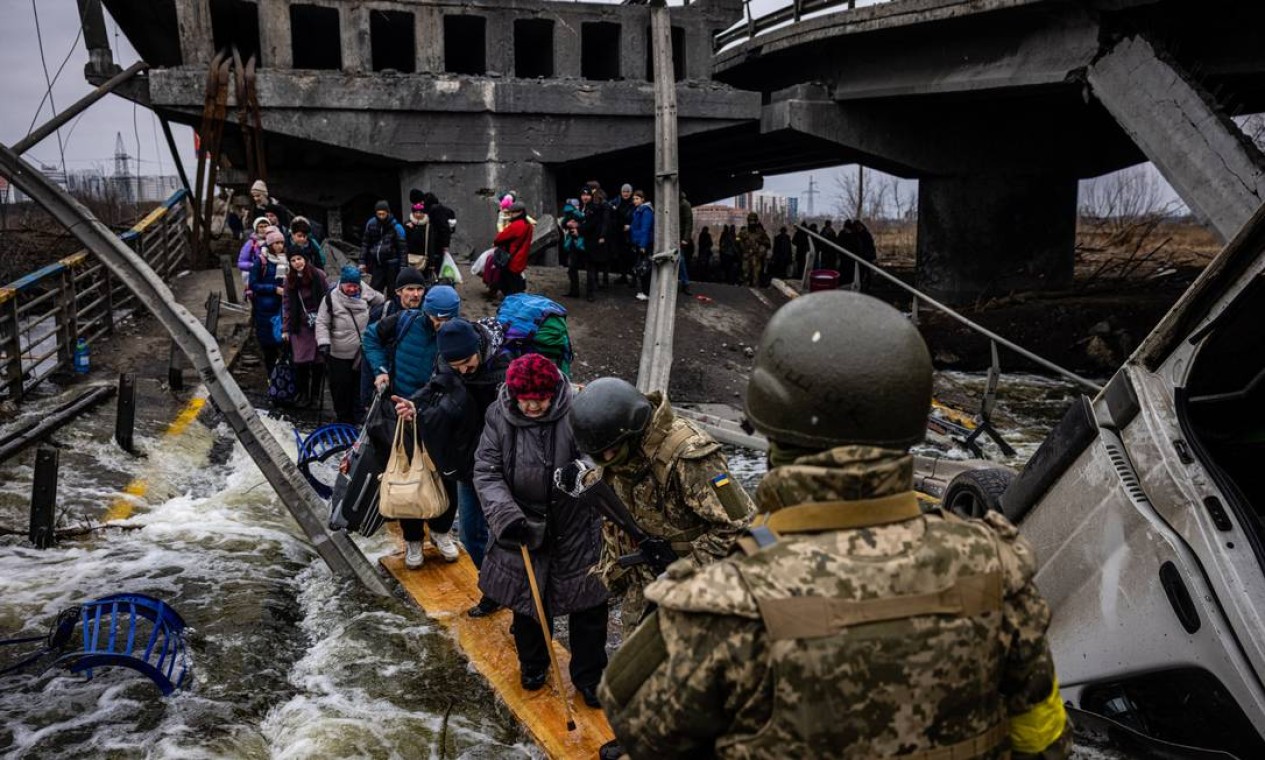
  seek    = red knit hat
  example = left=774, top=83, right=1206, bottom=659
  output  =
left=506, top=354, right=561, bottom=401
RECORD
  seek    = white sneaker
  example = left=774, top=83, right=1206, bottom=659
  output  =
left=635, top=292, right=649, bottom=301
left=431, top=531, right=460, bottom=562
left=405, top=540, right=424, bottom=569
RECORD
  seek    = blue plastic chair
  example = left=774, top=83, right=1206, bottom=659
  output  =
left=55, top=593, right=191, bottom=696
left=295, top=423, right=360, bottom=498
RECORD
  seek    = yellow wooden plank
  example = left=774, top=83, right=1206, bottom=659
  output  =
left=382, top=533, right=615, bottom=759
left=59, top=251, right=89, bottom=268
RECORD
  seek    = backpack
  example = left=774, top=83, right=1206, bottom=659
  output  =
left=496, top=293, right=573, bottom=375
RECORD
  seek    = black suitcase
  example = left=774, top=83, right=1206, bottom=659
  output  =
left=328, top=392, right=387, bottom=536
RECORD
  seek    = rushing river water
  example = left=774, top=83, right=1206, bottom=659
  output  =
left=1, top=371, right=1123, bottom=759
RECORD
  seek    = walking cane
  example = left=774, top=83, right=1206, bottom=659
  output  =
left=519, top=543, right=577, bottom=732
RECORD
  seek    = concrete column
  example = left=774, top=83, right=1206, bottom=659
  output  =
left=343, top=5, right=371, bottom=74
left=258, top=0, right=292, bottom=69
left=174, top=0, right=214, bottom=66
left=915, top=174, right=1076, bottom=304
left=556, top=16, right=581, bottom=79
left=622, top=15, right=647, bottom=81
left=416, top=5, right=443, bottom=73
left=1089, top=34, right=1265, bottom=241
left=486, top=14, right=512, bottom=77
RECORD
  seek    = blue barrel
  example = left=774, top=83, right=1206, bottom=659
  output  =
left=73, top=338, right=91, bottom=374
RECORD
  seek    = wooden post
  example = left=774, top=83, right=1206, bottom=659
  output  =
left=29, top=446, right=59, bottom=549
left=115, top=372, right=137, bottom=454
left=168, top=340, right=185, bottom=390
left=204, top=291, right=221, bottom=336
left=220, top=255, right=240, bottom=304
left=636, top=0, right=681, bottom=395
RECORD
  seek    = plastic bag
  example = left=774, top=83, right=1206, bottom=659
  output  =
left=440, top=251, right=464, bottom=284
left=470, top=247, right=494, bottom=276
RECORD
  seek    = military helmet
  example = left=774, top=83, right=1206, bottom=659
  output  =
left=570, top=377, right=654, bottom=455
left=745, top=291, right=932, bottom=450
left=746, top=212, right=759, bottom=224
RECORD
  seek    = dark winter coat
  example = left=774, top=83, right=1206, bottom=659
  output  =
left=361, top=215, right=406, bottom=273
left=772, top=231, right=793, bottom=277
left=474, top=382, right=609, bottom=621
left=425, top=201, right=454, bottom=258
left=282, top=266, right=329, bottom=364
left=579, top=201, right=612, bottom=264
left=411, top=320, right=509, bottom=481
left=248, top=254, right=284, bottom=348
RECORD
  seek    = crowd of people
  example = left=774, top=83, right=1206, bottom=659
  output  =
left=233, top=177, right=1068, bottom=760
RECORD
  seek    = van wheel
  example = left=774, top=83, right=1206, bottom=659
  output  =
left=943, top=468, right=1014, bottom=519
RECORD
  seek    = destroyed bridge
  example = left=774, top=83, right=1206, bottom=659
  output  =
left=87, top=0, right=1265, bottom=303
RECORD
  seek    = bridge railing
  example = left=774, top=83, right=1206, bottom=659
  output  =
left=715, top=0, right=879, bottom=51
left=0, top=190, right=191, bottom=400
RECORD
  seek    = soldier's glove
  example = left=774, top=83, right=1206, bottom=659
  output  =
left=553, top=458, right=596, bottom=498
left=651, top=248, right=678, bottom=265
left=638, top=536, right=679, bottom=574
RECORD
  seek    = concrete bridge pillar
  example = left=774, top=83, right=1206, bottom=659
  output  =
left=399, top=161, right=558, bottom=263
left=915, top=174, right=1076, bottom=305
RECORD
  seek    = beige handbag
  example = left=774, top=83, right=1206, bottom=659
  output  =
left=378, top=416, right=449, bottom=520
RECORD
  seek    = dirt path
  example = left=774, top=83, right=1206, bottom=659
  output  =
left=455, top=264, right=786, bottom=403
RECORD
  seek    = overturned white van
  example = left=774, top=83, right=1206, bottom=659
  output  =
left=991, top=207, right=1265, bottom=757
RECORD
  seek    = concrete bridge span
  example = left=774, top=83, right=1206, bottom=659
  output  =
left=713, top=0, right=1265, bottom=302
left=94, top=0, right=760, bottom=255
left=87, top=0, right=1265, bottom=303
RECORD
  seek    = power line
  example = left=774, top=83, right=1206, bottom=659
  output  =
left=30, top=0, right=68, bottom=179
left=24, top=26, right=84, bottom=138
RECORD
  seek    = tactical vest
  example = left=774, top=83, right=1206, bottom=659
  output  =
left=723, top=495, right=1011, bottom=759
left=614, top=416, right=720, bottom=554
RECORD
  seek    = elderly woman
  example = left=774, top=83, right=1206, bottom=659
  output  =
left=282, top=249, right=329, bottom=408
left=473, top=354, right=608, bottom=707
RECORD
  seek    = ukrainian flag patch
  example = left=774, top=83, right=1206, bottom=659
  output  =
left=712, top=473, right=731, bottom=488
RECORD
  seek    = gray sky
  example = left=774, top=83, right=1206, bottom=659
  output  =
left=1, top=0, right=197, bottom=180
left=1, top=0, right=1182, bottom=216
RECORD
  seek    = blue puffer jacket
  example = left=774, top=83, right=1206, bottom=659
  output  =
left=630, top=202, right=654, bottom=250
left=361, top=309, right=438, bottom=397
left=248, top=256, right=284, bottom=347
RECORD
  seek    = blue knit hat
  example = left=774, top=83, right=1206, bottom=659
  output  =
left=422, top=285, right=461, bottom=319
left=339, top=265, right=361, bottom=284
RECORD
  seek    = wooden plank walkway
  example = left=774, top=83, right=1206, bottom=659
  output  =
left=381, top=538, right=615, bottom=759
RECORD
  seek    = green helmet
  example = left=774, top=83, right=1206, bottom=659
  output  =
left=746, top=212, right=759, bottom=224
left=570, top=377, right=653, bottom=455
left=744, top=291, right=932, bottom=450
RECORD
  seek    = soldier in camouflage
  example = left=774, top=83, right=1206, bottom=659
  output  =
left=598, top=291, right=1071, bottom=759
left=736, top=212, right=771, bottom=287
left=566, top=377, right=755, bottom=637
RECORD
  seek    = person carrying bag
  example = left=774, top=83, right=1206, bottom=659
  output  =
left=379, top=416, right=449, bottom=521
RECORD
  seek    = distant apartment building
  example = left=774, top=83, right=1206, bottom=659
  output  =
left=733, top=191, right=791, bottom=218
left=692, top=204, right=747, bottom=236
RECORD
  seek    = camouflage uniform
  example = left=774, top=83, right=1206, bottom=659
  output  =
left=736, top=224, right=771, bottom=287
left=595, top=392, right=755, bottom=635
left=599, top=446, right=1070, bottom=759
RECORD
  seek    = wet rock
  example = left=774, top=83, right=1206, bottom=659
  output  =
left=743, top=346, right=755, bottom=358
left=1088, top=320, right=1112, bottom=336
left=935, top=349, right=961, bottom=364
